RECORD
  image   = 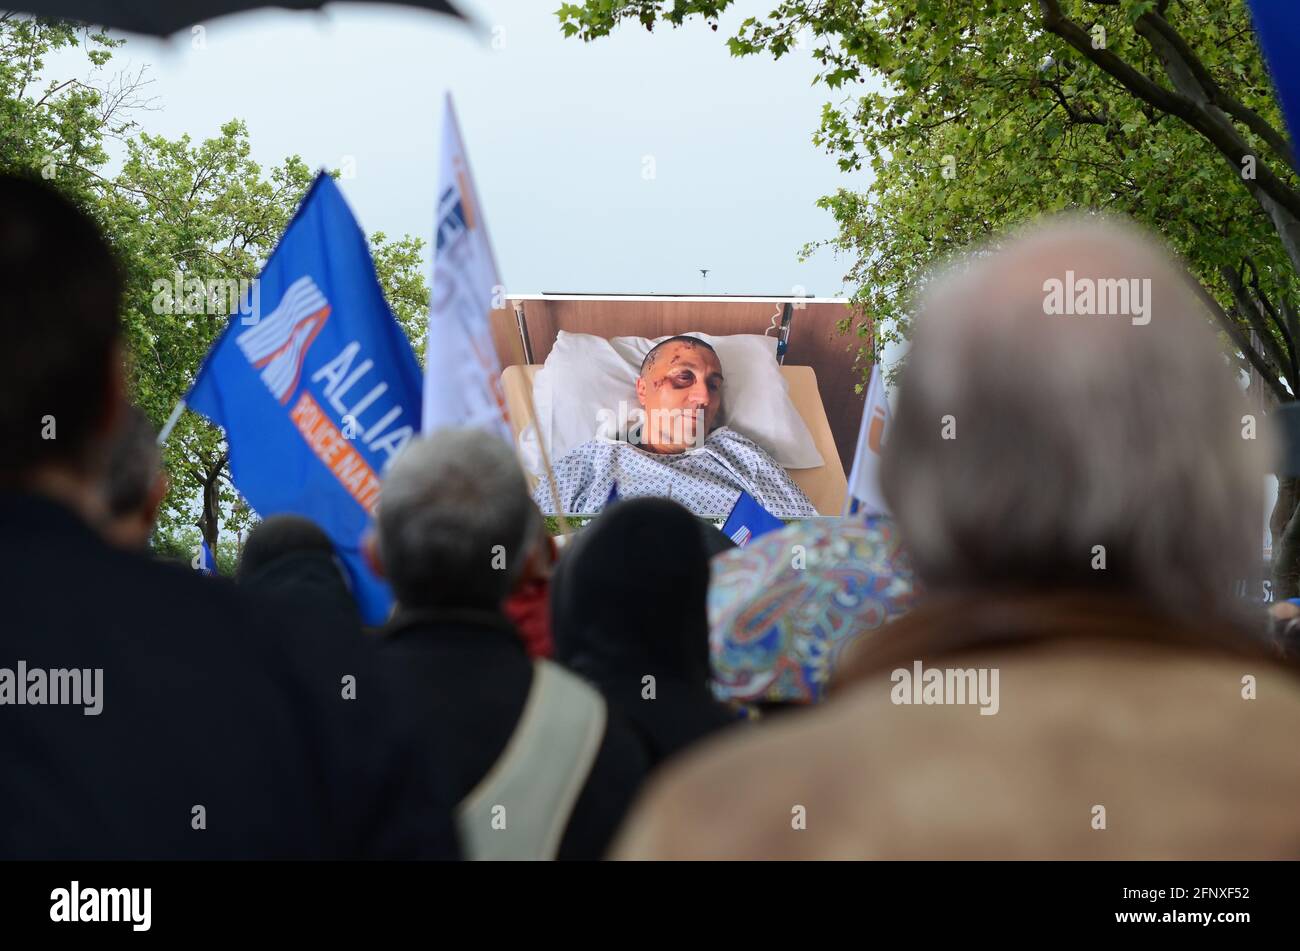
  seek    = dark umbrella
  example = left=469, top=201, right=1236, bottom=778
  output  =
left=8, top=1, right=465, bottom=37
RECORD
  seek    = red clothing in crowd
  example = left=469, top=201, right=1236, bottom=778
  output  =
left=503, top=577, right=554, bottom=658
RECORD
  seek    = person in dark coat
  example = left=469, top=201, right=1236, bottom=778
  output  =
left=551, top=497, right=737, bottom=768
left=365, top=429, right=649, bottom=859
left=238, top=513, right=364, bottom=631
left=0, top=173, right=455, bottom=860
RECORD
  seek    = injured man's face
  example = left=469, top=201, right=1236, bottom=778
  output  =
left=634, top=339, right=724, bottom=453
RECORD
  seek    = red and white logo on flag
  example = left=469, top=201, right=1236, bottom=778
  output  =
left=236, top=275, right=331, bottom=404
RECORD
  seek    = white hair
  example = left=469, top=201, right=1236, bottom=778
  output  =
left=880, top=214, right=1271, bottom=627
left=377, top=429, right=539, bottom=610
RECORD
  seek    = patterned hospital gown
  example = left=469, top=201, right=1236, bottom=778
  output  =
left=532, top=426, right=817, bottom=517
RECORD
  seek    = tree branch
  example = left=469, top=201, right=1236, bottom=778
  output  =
left=1193, top=276, right=1292, bottom=402
left=1221, top=262, right=1294, bottom=388
left=1038, top=0, right=1300, bottom=225
left=1042, top=78, right=1105, bottom=126
left=1282, top=295, right=1300, bottom=374
left=1141, top=9, right=1295, bottom=173
left=1243, top=257, right=1300, bottom=385
left=1038, top=0, right=1184, bottom=112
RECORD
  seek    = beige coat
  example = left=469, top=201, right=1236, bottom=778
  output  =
left=613, top=596, right=1300, bottom=859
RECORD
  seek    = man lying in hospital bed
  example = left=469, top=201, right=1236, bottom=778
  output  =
left=530, top=335, right=817, bottom=518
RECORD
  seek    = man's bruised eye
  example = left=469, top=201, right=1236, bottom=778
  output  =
left=670, top=372, right=694, bottom=388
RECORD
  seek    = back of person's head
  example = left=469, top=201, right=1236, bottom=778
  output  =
left=0, top=174, right=123, bottom=483
left=880, top=214, right=1270, bottom=631
left=552, top=497, right=712, bottom=684
left=102, top=405, right=166, bottom=548
left=237, top=514, right=361, bottom=627
left=374, top=430, right=538, bottom=611
left=237, top=514, right=337, bottom=581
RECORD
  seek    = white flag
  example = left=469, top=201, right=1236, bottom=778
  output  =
left=844, top=363, right=891, bottom=516
left=422, top=94, right=513, bottom=442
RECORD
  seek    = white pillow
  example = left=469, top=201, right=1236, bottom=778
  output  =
left=526, top=330, right=823, bottom=475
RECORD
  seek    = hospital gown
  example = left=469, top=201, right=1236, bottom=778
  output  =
left=532, top=426, right=818, bottom=517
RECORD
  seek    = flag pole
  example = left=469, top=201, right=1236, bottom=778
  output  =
left=507, top=307, right=570, bottom=535
left=157, top=399, right=186, bottom=446
left=521, top=379, right=572, bottom=536
left=842, top=307, right=872, bottom=517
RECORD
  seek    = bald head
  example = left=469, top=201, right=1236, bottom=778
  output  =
left=881, top=215, right=1270, bottom=626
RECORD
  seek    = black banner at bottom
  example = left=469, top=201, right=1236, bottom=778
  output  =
left=0, top=860, right=1286, bottom=937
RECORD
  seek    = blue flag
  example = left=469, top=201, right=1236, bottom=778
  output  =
left=194, top=539, right=217, bottom=576
left=1249, top=1, right=1300, bottom=144
left=186, top=173, right=422, bottom=625
left=721, top=490, right=784, bottom=548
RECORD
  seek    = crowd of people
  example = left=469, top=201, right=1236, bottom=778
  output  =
left=3, top=172, right=1299, bottom=860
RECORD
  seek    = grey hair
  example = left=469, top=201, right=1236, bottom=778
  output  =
left=376, top=429, right=540, bottom=610
left=880, top=214, right=1272, bottom=628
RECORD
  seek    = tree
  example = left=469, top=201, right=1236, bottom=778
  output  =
left=0, top=13, right=154, bottom=198
left=558, top=0, right=1300, bottom=594
left=1, top=15, right=430, bottom=551
left=371, top=231, right=431, bottom=362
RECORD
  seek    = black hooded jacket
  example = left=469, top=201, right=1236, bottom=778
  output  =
left=551, top=498, right=736, bottom=768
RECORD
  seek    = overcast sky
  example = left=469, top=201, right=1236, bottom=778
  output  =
left=47, top=0, right=866, bottom=296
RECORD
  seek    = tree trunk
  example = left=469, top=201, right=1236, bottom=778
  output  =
left=197, top=451, right=228, bottom=550
left=199, top=468, right=220, bottom=550
left=1272, top=479, right=1300, bottom=599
